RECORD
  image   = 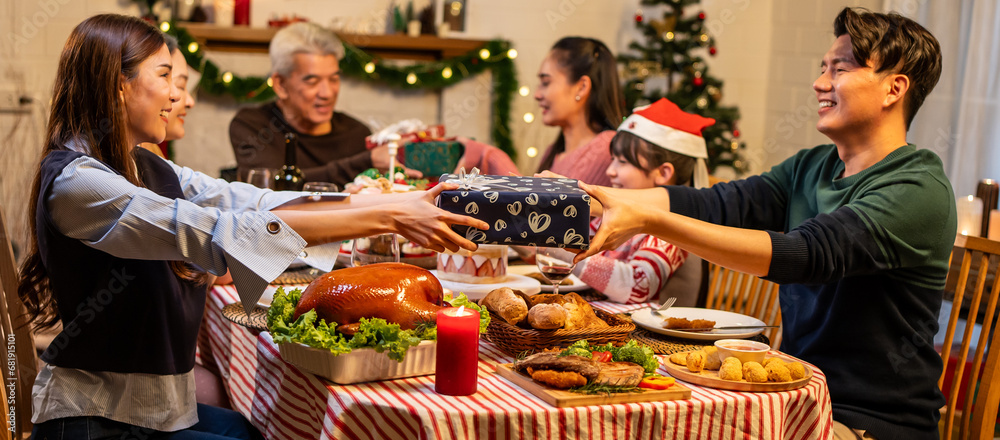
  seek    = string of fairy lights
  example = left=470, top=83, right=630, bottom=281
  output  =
left=160, top=21, right=525, bottom=160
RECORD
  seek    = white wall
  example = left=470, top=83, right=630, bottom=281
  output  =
left=0, top=0, right=902, bottom=258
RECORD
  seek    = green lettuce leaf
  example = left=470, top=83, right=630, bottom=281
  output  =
left=444, top=292, right=491, bottom=334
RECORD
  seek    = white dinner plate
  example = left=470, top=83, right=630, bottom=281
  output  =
left=505, top=265, right=590, bottom=292
left=631, top=307, right=767, bottom=341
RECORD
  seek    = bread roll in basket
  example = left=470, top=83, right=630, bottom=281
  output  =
left=478, top=288, right=635, bottom=356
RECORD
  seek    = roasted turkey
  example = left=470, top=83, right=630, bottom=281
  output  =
left=294, top=262, right=444, bottom=335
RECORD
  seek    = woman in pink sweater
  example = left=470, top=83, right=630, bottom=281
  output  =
left=458, top=37, right=624, bottom=186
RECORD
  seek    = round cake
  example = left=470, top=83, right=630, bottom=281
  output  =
left=436, top=244, right=508, bottom=284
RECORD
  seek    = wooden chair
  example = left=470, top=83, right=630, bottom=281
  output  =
left=704, top=262, right=783, bottom=349
left=939, top=233, right=1000, bottom=440
left=0, top=204, right=37, bottom=439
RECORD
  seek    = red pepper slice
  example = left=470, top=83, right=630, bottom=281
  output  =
left=638, top=375, right=675, bottom=390
left=591, top=350, right=613, bottom=363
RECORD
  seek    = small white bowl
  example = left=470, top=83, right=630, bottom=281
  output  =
left=714, top=339, right=769, bottom=364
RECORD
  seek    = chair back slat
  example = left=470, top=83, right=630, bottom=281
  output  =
left=0, top=205, right=37, bottom=438
left=705, top=263, right=782, bottom=349
left=940, top=234, right=1000, bottom=440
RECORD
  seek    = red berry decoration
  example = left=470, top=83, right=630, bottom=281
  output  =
left=709, top=47, right=717, bottom=56
left=733, top=129, right=741, bottom=137
left=693, top=77, right=704, bottom=87
left=698, top=12, right=706, bottom=20
left=635, top=13, right=643, bottom=23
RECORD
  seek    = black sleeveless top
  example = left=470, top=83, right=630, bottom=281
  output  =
left=36, top=148, right=205, bottom=375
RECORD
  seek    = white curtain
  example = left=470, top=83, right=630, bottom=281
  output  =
left=884, top=0, right=1000, bottom=197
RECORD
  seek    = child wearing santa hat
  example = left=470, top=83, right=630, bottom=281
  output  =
left=575, top=98, right=715, bottom=304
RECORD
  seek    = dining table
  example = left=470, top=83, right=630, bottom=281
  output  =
left=202, top=283, right=835, bottom=440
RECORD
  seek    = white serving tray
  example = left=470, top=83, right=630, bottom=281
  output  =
left=278, top=340, right=436, bottom=384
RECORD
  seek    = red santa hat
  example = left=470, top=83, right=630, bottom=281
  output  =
left=618, top=98, right=716, bottom=188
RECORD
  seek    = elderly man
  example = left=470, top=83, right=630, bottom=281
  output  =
left=230, top=22, right=408, bottom=186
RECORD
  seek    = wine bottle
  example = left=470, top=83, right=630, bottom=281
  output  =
left=274, top=132, right=305, bottom=191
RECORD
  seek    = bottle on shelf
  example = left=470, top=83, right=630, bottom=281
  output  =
left=274, top=132, right=305, bottom=191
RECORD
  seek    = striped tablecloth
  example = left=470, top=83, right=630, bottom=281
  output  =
left=205, top=285, right=834, bottom=440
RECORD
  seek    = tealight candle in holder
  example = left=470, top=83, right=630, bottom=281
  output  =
left=957, top=195, right=983, bottom=236
left=435, top=306, right=480, bottom=396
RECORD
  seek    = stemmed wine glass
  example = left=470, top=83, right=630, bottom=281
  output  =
left=352, top=234, right=400, bottom=267
left=534, top=246, right=577, bottom=295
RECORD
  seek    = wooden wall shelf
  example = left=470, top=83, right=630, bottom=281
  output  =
left=179, top=23, right=488, bottom=61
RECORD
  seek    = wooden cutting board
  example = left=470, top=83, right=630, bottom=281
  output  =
left=495, top=364, right=691, bottom=407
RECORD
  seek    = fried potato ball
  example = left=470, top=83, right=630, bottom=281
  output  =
left=761, top=357, right=785, bottom=369
left=719, top=357, right=743, bottom=381
left=742, top=361, right=768, bottom=383
left=765, top=362, right=792, bottom=382
left=530, top=369, right=587, bottom=389
left=786, top=362, right=806, bottom=380
left=668, top=352, right=689, bottom=366
left=702, top=346, right=722, bottom=370
left=686, top=350, right=706, bottom=373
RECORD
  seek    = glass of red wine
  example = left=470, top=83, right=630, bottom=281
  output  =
left=534, top=246, right=576, bottom=295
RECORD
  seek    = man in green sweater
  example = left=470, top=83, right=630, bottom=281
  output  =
left=577, top=8, right=953, bottom=440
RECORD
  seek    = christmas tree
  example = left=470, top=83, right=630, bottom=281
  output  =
left=619, top=0, right=747, bottom=175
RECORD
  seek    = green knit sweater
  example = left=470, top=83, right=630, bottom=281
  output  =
left=669, top=144, right=957, bottom=440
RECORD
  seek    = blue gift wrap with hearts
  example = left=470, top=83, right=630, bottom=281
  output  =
left=437, top=170, right=591, bottom=249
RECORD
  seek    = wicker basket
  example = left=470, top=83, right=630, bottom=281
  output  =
left=484, top=309, right=635, bottom=356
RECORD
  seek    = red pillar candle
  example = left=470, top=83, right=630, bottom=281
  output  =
left=435, top=307, right=480, bottom=396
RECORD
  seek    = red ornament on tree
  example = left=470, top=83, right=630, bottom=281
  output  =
left=635, top=12, right=643, bottom=23
left=698, top=12, right=706, bottom=20
left=733, top=129, right=741, bottom=137
left=709, top=46, right=717, bottom=56
left=693, top=77, right=704, bottom=87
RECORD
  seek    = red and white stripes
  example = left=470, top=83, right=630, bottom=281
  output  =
left=207, top=287, right=834, bottom=440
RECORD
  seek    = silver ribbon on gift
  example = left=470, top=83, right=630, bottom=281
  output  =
left=445, top=167, right=518, bottom=191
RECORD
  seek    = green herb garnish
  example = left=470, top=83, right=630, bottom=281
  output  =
left=568, top=383, right=644, bottom=395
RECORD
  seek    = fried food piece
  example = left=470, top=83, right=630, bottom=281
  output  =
left=690, top=319, right=715, bottom=329
left=530, top=369, right=587, bottom=389
left=703, top=346, right=722, bottom=370
left=786, top=362, right=806, bottom=380
left=668, top=352, right=689, bottom=366
left=719, top=357, right=743, bottom=381
left=766, top=362, right=792, bottom=382
left=742, top=361, right=768, bottom=383
left=686, top=350, right=706, bottom=373
left=761, top=357, right=785, bottom=369
left=663, top=317, right=716, bottom=329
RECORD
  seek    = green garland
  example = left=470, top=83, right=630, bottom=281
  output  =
left=163, top=22, right=518, bottom=159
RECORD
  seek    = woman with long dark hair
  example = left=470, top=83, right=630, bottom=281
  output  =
left=20, top=14, right=486, bottom=439
left=532, top=36, right=625, bottom=186
left=455, top=37, right=624, bottom=185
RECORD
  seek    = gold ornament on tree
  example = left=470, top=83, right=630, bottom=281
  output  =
left=649, top=14, right=677, bottom=36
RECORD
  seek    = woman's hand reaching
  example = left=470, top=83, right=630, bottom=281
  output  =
left=388, top=183, right=489, bottom=253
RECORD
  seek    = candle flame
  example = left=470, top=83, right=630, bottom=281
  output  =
left=457, top=305, right=466, bottom=316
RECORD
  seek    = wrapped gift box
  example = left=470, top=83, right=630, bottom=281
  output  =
left=437, top=172, right=591, bottom=249
left=405, top=141, right=464, bottom=178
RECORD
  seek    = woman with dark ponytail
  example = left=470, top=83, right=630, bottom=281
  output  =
left=533, top=37, right=625, bottom=186
left=456, top=37, right=625, bottom=185
left=20, top=14, right=486, bottom=439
